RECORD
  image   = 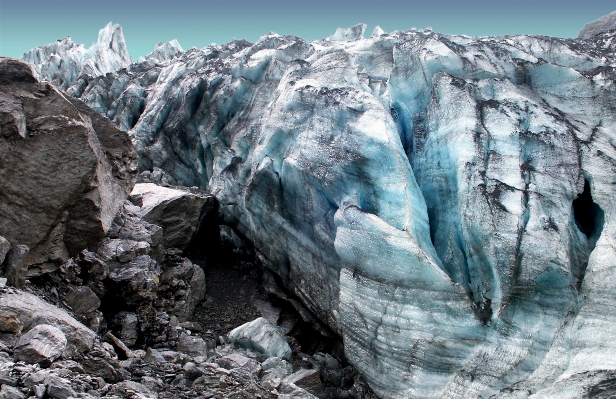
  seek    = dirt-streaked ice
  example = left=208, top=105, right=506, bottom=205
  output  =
left=23, top=21, right=616, bottom=399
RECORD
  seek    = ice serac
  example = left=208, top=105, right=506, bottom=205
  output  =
left=23, top=18, right=616, bottom=398
left=138, top=40, right=184, bottom=63
left=21, top=22, right=132, bottom=89
left=327, top=23, right=367, bottom=41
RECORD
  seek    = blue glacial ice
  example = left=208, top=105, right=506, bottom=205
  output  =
left=22, top=20, right=616, bottom=398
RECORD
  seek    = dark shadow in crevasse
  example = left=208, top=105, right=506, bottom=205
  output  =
left=573, top=178, right=604, bottom=240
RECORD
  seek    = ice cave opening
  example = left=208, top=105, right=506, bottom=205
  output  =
left=573, top=178, right=604, bottom=239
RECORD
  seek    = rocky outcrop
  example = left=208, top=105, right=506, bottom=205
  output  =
left=36, top=198, right=209, bottom=347
left=0, top=58, right=138, bottom=273
left=578, top=10, right=616, bottom=39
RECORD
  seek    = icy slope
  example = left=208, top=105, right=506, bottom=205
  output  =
left=22, top=22, right=616, bottom=398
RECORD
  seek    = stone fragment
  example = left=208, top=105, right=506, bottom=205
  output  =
left=13, top=324, right=67, bottom=365
left=278, top=382, right=319, bottom=399
left=186, top=264, right=206, bottom=318
left=21, top=369, right=50, bottom=389
left=321, top=367, right=343, bottom=387
left=0, top=308, right=21, bottom=334
left=111, top=312, right=139, bottom=348
left=108, top=380, right=158, bottom=399
left=176, top=333, right=207, bottom=358
left=80, top=356, right=129, bottom=383
left=45, top=374, right=76, bottom=399
left=179, top=321, right=202, bottom=332
left=97, top=239, right=151, bottom=268
left=284, top=368, right=320, bottom=387
left=104, top=332, right=133, bottom=359
left=183, top=362, right=204, bottom=381
left=216, top=353, right=261, bottom=375
left=227, top=317, right=292, bottom=360
left=65, top=286, right=100, bottom=316
left=129, top=183, right=216, bottom=249
left=144, top=348, right=165, bottom=364
left=3, top=245, right=29, bottom=288
left=0, top=375, right=18, bottom=386
left=0, top=385, right=25, bottom=399
left=261, top=367, right=290, bottom=391
left=51, top=360, right=85, bottom=373
left=160, top=350, right=190, bottom=364
left=107, top=255, right=159, bottom=305
left=33, top=384, right=46, bottom=398
left=0, top=236, right=9, bottom=265
left=110, top=204, right=163, bottom=248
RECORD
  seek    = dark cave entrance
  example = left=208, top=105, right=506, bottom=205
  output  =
left=572, top=178, right=604, bottom=239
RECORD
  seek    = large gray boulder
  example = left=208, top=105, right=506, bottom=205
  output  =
left=579, top=10, right=616, bottom=39
left=0, top=289, right=95, bottom=357
left=13, top=324, right=67, bottom=365
left=0, top=57, right=137, bottom=272
left=129, top=183, right=215, bottom=249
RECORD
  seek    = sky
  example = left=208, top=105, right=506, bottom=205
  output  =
left=1, top=0, right=615, bottom=60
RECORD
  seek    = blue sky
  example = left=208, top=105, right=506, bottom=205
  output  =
left=1, top=0, right=614, bottom=59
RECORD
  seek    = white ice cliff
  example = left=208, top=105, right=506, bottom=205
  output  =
left=22, top=16, right=616, bottom=398
left=21, top=22, right=132, bottom=89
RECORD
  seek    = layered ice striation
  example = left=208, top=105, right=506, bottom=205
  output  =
left=22, top=19, right=616, bottom=398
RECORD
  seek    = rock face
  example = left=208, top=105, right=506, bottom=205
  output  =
left=129, top=183, right=216, bottom=249
left=578, top=10, right=616, bottom=39
left=22, top=15, right=616, bottom=398
left=0, top=58, right=138, bottom=272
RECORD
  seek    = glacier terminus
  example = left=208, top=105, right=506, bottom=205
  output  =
left=20, top=15, right=616, bottom=399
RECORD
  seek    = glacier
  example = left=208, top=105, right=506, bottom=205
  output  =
left=21, top=22, right=132, bottom=90
left=21, top=18, right=616, bottom=398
